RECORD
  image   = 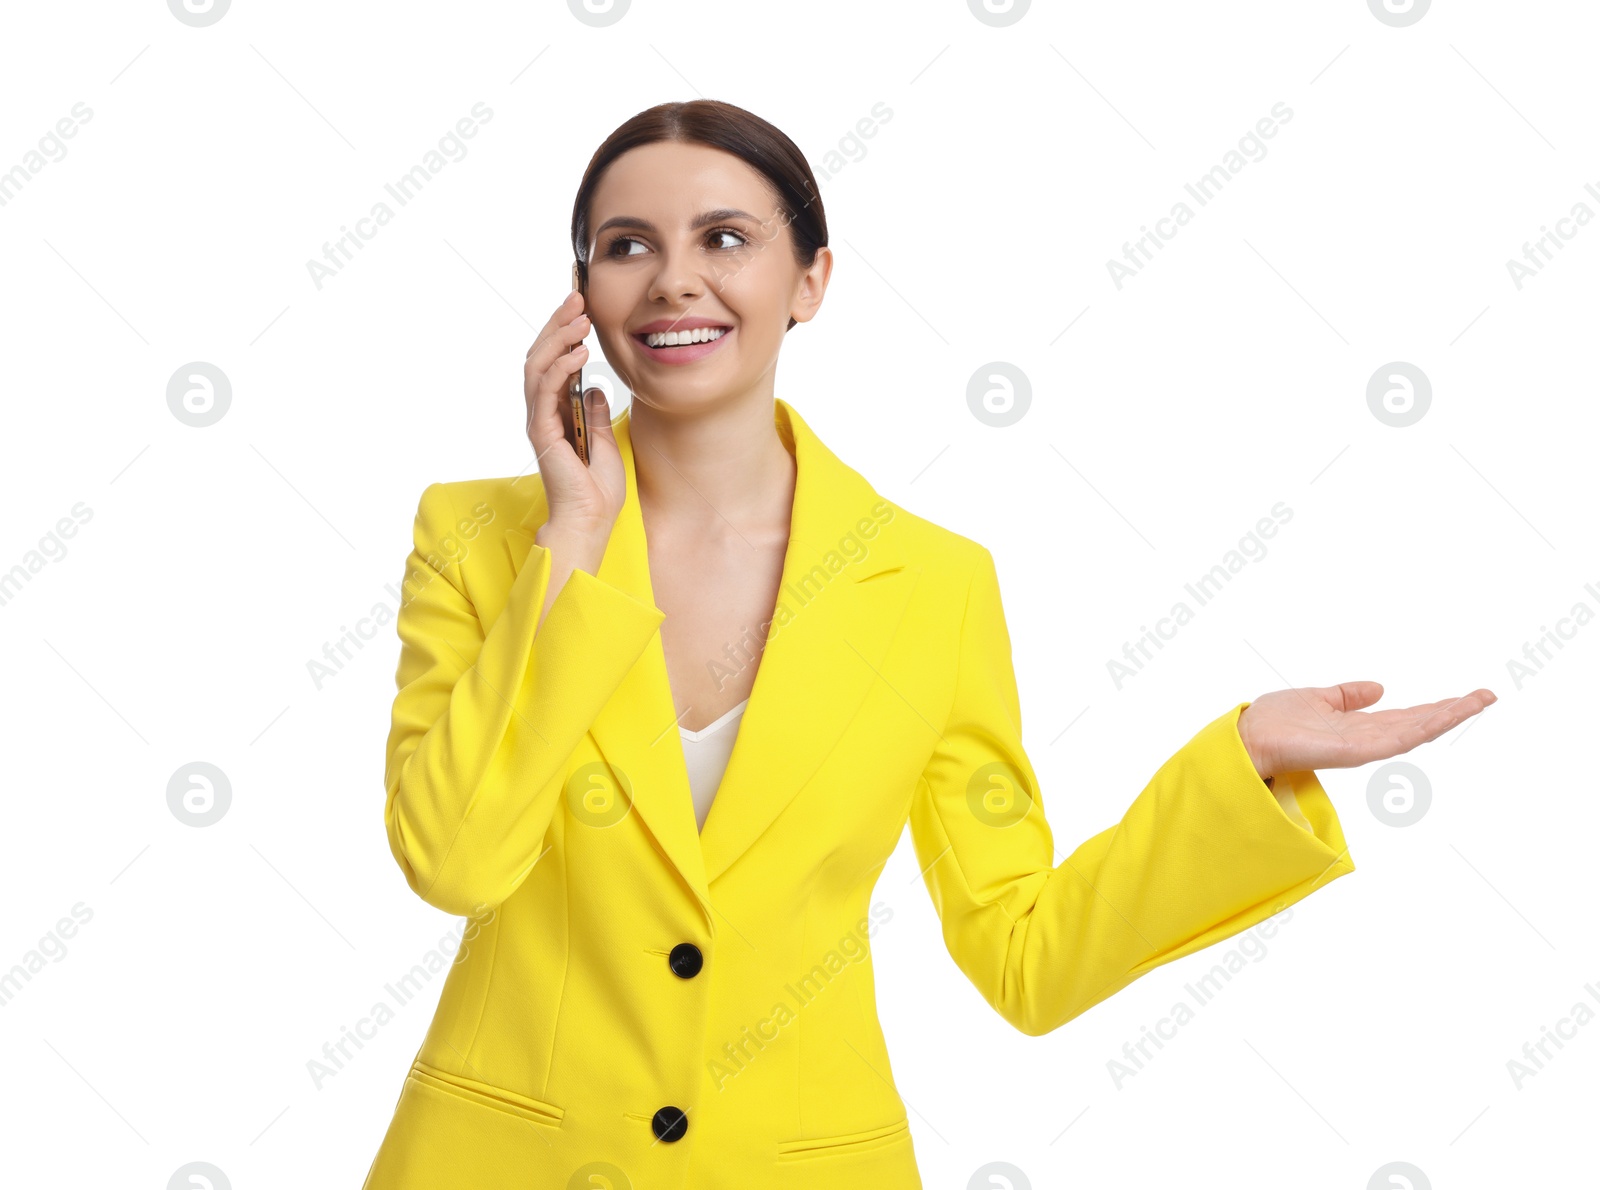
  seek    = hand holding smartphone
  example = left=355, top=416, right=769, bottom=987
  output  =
left=523, top=276, right=624, bottom=543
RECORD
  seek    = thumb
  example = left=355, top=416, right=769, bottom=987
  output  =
left=582, top=387, right=616, bottom=446
left=1322, top=680, right=1384, bottom=712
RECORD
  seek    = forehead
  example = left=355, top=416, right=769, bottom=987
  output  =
left=590, top=141, right=782, bottom=223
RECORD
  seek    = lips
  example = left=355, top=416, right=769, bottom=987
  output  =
left=628, top=324, right=735, bottom=365
left=631, top=316, right=733, bottom=335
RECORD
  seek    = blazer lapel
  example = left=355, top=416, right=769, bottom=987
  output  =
left=505, top=414, right=713, bottom=916
left=501, top=399, right=919, bottom=912
left=698, top=401, right=920, bottom=885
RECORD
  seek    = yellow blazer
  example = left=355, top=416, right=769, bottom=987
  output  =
left=362, top=398, right=1355, bottom=1190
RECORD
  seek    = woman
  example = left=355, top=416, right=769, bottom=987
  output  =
left=361, top=100, right=1495, bottom=1190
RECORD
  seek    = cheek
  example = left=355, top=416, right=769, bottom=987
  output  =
left=718, top=269, right=791, bottom=334
left=584, top=277, right=632, bottom=322
left=588, top=305, right=629, bottom=352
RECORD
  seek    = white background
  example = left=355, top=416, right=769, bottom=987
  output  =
left=1, top=1, right=1594, bottom=1187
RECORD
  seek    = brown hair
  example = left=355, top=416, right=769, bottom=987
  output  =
left=570, top=100, right=827, bottom=331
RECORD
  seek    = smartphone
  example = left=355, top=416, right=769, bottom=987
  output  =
left=562, top=261, right=590, bottom=466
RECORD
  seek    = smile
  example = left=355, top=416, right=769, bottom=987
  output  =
left=629, top=325, right=734, bottom=365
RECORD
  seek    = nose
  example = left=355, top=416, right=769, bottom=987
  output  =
left=644, top=241, right=710, bottom=307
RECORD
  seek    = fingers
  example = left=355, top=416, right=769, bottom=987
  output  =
left=1388, top=689, right=1496, bottom=750
left=526, top=345, right=585, bottom=460
left=524, top=293, right=592, bottom=451
left=526, top=290, right=583, bottom=360
left=526, top=312, right=590, bottom=380
left=1359, top=695, right=1466, bottom=727
left=524, top=293, right=589, bottom=385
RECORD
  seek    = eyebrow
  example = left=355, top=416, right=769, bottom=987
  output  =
left=592, top=207, right=763, bottom=238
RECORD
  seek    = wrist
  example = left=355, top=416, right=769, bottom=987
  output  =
left=1236, top=702, right=1272, bottom=780
left=536, top=519, right=611, bottom=548
left=535, top=521, right=609, bottom=574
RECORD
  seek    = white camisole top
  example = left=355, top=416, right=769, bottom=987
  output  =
left=679, top=698, right=750, bottom=832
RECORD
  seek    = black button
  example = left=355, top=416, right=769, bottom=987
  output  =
left=668, top=943, right=703, bottom=979
left=651, top=1105, right=688, bottom=1142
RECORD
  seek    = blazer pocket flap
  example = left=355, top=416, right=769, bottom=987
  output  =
left=407, top=1058, right=564, bottom=1127
left=777, top=1117, right=910, bottom=1159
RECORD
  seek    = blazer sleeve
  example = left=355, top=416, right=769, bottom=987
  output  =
left=383, top=482, right=665, bottom=916
left=907, top=546, right=1356, bottom=1037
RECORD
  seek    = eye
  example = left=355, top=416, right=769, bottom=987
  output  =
left=602, top=227, right=749, bottom=258
left=605, top=236, right=648, bottom=258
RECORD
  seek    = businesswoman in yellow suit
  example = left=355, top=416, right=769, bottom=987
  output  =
left=361, top=100, right=1495, bottom=1190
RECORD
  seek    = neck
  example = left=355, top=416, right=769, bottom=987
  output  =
left=630, top=395, right=796, bottom=537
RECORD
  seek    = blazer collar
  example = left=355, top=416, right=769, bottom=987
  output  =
left=504, top=399, right=920, bottom=921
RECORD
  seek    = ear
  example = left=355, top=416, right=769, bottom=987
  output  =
left=789, top=244, right=833, bottom=327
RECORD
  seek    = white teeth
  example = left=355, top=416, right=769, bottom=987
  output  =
left=645, top=326, right=728, bottom=348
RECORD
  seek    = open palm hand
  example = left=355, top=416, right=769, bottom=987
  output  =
left=1236, top=681, right=1497, bottom=779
